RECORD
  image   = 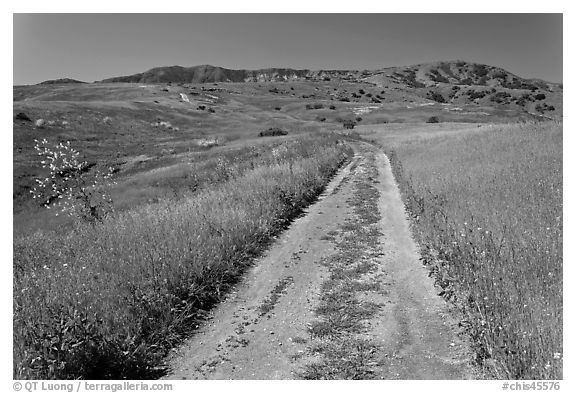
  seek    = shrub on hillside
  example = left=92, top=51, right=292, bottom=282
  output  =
left=427, top=91, right=446, bottom=103
left=535, top=104, right=555, bottom=113
left=342, top=120, right=356, bottom=129
left=467, top=90, right=489, bottom=100
left=15, top=112, right=32, bottom=122
left=490, top=92, right=512, bottom=104
left=534, top=93, right=546, bottom=100
left=259, top=127, right=288, bottom=137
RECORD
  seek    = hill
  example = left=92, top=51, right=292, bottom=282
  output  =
left=366, top=60, right=557, bottom=89
left=363, top=60, right=562, bottom=119
left=99, top=60, right=561, bottom=90
left=38, top=78, right=86, bottom=85
left=100, top=65, right=310, bottom=83
left=98, top=61, right=562, bottom=119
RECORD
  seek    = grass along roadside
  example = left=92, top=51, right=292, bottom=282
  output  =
left=385, top=121, right=562, bottom=379
left=13, top=133, right=352, bottom=379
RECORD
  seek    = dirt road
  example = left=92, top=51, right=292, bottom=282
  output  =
left=163, top=142, right=474, bottom=379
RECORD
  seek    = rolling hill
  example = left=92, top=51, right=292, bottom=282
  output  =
left=98, top=60, right=561, bottom=90
left=96, top=61, right=562, bottom=119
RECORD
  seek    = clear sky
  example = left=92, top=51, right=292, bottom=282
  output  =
left=13, top=14, right=563, bottom=85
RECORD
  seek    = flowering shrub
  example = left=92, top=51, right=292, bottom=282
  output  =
left=30, top=139, right=115, bottom=223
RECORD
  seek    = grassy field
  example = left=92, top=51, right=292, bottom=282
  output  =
left=370, top=121, right=562, bottom=379
left=13, top=133, right=352, bottom=379
left=13, top=78, right=562, bottom=380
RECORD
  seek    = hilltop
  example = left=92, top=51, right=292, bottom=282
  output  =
left=38, top=78, right=86, bottom=85
left=100, top=65, right=310, bottom=83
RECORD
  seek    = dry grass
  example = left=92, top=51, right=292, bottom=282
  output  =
left=385, top=121, right=562, bottom=379
left=13, top=133, right=352, bottom=379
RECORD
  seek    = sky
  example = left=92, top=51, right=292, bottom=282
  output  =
left=13, top=13, right=563, bottom=85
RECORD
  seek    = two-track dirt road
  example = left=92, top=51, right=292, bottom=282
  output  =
left=163, top=142, right=475, bottom=379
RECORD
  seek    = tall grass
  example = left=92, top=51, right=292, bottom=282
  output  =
left=386, top=121, right=562, bottom=379
left=14, top=134, right=352, bottom=379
